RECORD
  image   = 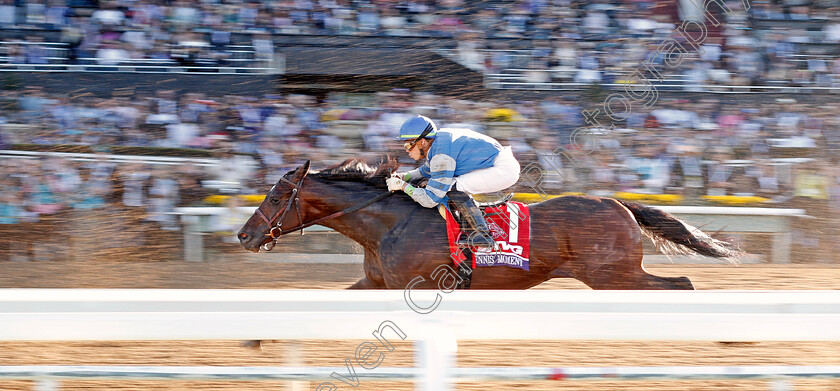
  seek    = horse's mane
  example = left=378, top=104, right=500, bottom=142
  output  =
left=305, top=158, right=401, bottom=189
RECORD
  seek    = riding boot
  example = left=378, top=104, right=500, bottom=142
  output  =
left=448, top=191, right=495, bottom=248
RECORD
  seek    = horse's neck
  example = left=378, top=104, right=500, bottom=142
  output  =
left=320, top=211, right=392, bottom=251
left=304, top=185, right=401, bottom=251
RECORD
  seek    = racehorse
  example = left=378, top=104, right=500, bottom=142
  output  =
left=237, top=159, right=741, bottom=290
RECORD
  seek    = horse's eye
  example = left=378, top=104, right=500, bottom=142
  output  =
left=270, top=197, right=280, bottom=205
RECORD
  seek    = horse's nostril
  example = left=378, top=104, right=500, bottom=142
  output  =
left=239, top=232, right=249, bottom=241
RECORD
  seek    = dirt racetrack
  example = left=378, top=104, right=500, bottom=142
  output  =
left=1, top=261, right=840, bottom=390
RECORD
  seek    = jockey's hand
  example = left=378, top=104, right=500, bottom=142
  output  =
left=386, top=177, right=407, bottom=192
left=391, top=171, right=411, bottom=181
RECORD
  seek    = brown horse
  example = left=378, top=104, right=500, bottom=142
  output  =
left=237, top=159, right=741, bottom=290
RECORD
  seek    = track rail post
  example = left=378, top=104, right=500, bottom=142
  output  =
left=414, top=322, right=457, bottom=391
left=35, top=379, right=58, bottom=391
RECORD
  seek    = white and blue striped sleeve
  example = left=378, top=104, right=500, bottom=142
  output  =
left=405, top=164, right=429, bottom=180
left=405, top=153, right=456, bottom=208
left=418, top=161, right=431, bottom=177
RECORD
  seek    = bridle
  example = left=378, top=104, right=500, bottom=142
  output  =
left=255, top=175, right=305, bottom=250
left=254, top=172, right=393, bottom=251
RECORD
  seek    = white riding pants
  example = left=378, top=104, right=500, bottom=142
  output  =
left=455, top=146, right=520, bottom=195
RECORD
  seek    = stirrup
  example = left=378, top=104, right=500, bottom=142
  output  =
left=457, top=231, right=495, bottom=247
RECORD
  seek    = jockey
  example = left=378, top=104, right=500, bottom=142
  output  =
left=386, top=115, right=520, bottom=247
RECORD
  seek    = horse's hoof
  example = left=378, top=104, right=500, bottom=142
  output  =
left=241, top=340, right=263, bottom=350
left=717, top=341, right=759, bottom=346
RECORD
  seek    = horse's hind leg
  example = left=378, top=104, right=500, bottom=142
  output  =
left=578, top=244, right=695, bottom=290
left=578, top=207, right=694, bottom=290
left=582, top=260, right=694, bottom=290
left=642, top=273, right=694, bottom=290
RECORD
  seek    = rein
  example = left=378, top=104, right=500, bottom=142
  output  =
left=275, top=191, right=393, bottom=237
left=256, top=173, right=393, bottom=250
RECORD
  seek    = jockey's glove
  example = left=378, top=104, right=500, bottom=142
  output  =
left=386, top=177, right=407, bottom=192
left=392, top=171, right=411, bottom=181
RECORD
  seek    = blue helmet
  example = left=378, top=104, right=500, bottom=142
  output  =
left=398, top=115, right=437, bottom=140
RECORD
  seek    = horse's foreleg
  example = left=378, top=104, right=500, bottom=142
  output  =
left=348, top=277, right=387, bottom=289
left=349, top=249, right=387, bottom=289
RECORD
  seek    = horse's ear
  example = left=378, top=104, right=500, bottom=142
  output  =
left=289, top=160, right=311, bottom=183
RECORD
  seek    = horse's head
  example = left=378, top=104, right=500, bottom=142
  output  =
left=238, top=160, right=311, bottom=252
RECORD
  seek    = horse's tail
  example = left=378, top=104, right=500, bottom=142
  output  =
left=617, top=200, right=743, bottom=263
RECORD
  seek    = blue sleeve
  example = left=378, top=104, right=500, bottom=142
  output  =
left=418, top=161, right=431, bottom=177
left=422, top=137, right=457, bottom=204
left=405, top=142, right=457, bottom=208
left=425, top=164, right=455, bottom=204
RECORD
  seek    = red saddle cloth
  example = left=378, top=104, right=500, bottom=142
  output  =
left=445, top=201, right=531, bottom=271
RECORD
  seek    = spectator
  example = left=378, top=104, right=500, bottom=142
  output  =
left=4, top=43, right=26, bottom=64
left=455, top=33, right=485, bottom=71
left=170, top=0, right=200, bottom=30
left=251, top=32, right=274, bottom=68
left=90, top=1, right=125, bottom=27
left=356, top=4, right=379, bottom=34
left=532, top=136, right=567, bottom=191
left=60, top=16, right=86, bottom=63
left=177, top=164, right=210, bottom=206
left=96, top=40, right=130, bottom=65
left=171, top=32, right=210, bottom=67
left=705, top=147, right=736, bottom=196
left=146, top=165, right=180, bottom=230
left=668, top=144, right=705, bottom=197
left=0, top=0, right=16, bottom=26
left=0, top=182, right=24, bottom=225
left=210, top=194, right=252, bottom=243
left=380, top=5, right=408, bottom=35
left=44, top=0, right=69, bottom=27
left=624, top=144, right=670, bottom=193
left=752, top=160, right=788, bottom=201
left=24, top=36, right=50, bottom=64
left=119, top=162, right=151, bottom=209
left=207, top=144, right=259, bottom=194
left=587, top=151, right=619, bottom=197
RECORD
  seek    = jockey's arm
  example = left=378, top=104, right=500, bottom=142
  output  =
left=404, top=154, right=456, bottom=208
left=402, top=163, right=430, bottom=182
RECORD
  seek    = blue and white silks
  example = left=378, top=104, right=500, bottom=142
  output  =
left=405, top=128, right=502, bottom=207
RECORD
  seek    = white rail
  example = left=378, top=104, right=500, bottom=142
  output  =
left=0, top=149, right=219, bottom=166
left=2, top=289, right=840, bottom=391
left=3, top=289, right=840, bottom=341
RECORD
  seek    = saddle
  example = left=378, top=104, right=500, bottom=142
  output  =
left=439, top=196, right=533, bottom=290
left=476, top=193, right=514, bottom=208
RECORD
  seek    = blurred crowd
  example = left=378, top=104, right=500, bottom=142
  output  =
left=2, top=86, right=840, bottom=260
left=462, top=0, right=840, bottom=87
left=2, top=0, right=840, bottom=262
left=1, top=0, right=840, bottom=85
left=2, top=86, right=840, bottom=201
